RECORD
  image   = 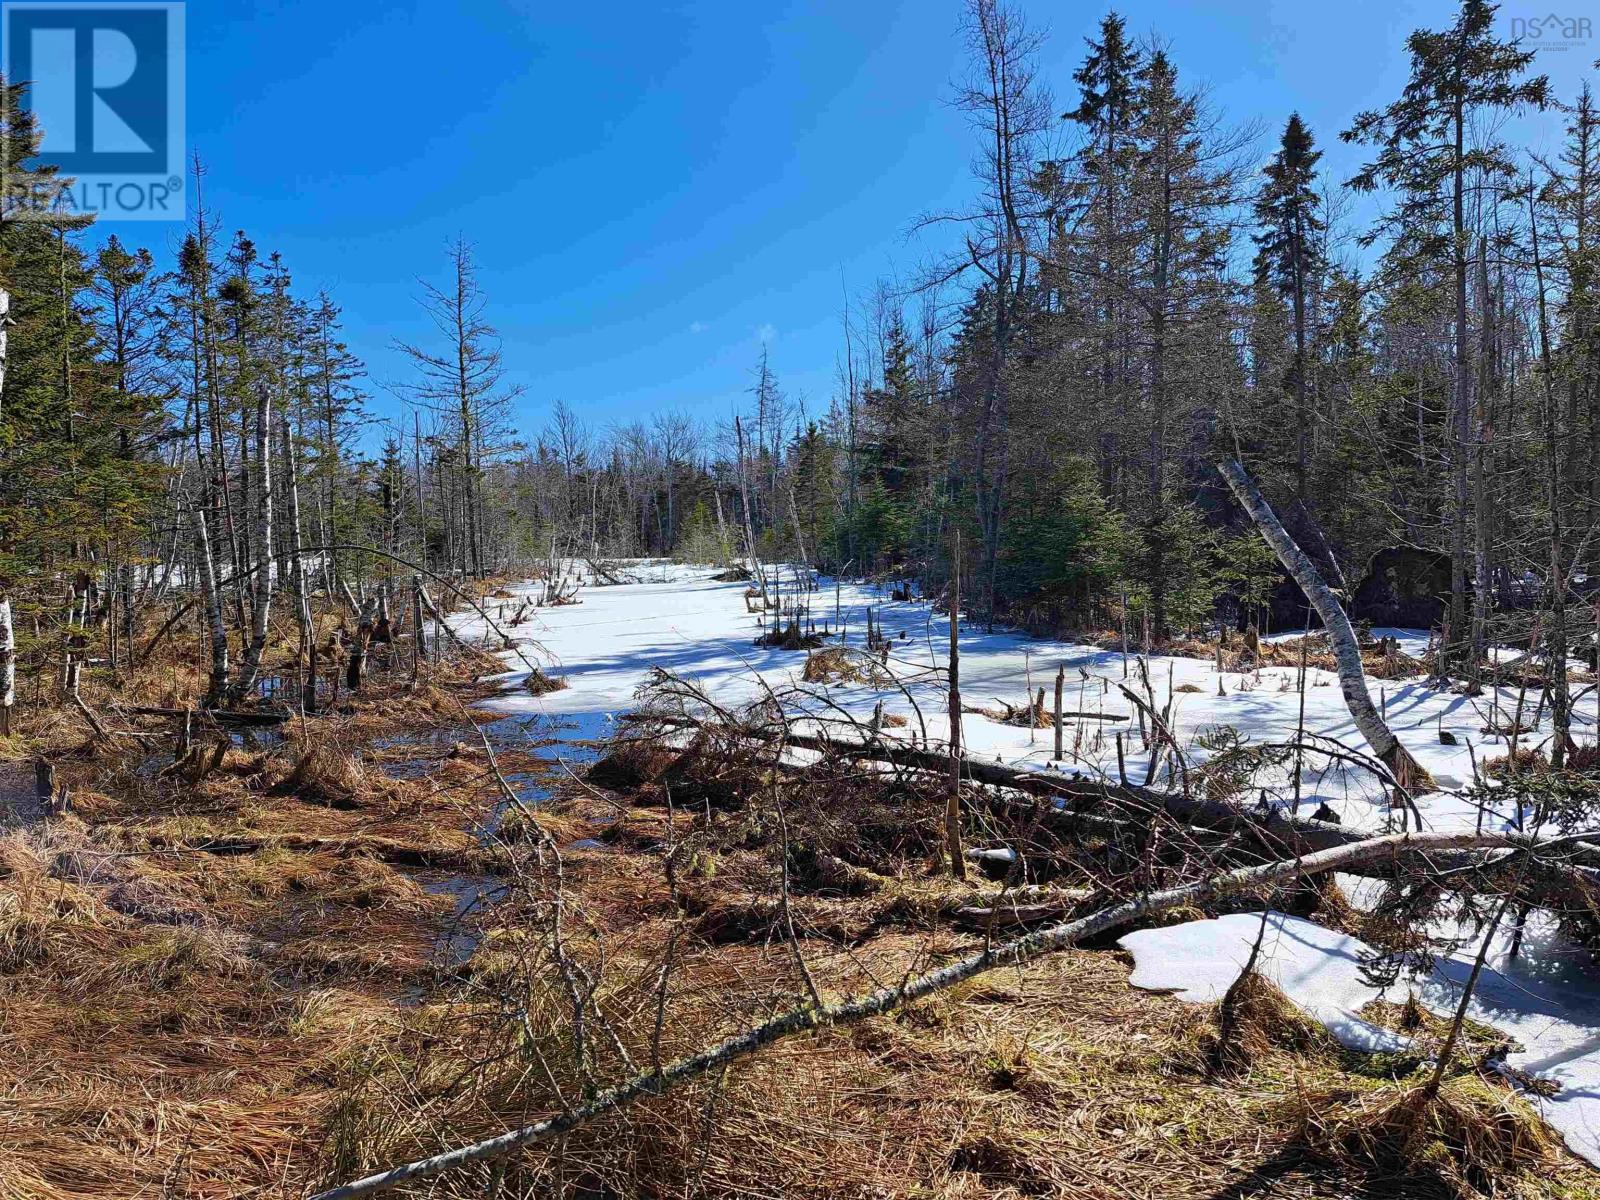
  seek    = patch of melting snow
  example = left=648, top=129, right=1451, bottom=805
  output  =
left=966, top=847, right=1019, bottom=865
left=1120, top=910, right=1600, bottom=1168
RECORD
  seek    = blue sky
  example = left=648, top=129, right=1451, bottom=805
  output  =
left=85, top=0, right=1593, bottom=445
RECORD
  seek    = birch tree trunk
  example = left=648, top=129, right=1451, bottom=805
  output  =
left=1219, top=459, right=1432, bottom=793
left=713, top=488, right=732, bottom=567
left=0, top=285, right=10, bottom=418
left=786, top=485, right=809, bottom=571
left=0, top=594, right=14, bottom=736
left=231, top=384, right=275, bottom=703
left=190, top=501, right=230, bottom=706
left=278, top=411, right=315, bottom=711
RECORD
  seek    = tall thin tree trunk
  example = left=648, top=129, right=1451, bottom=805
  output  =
left=1529, top=179, right=1572, bottom=765
left=734, top=417, right=767, bottom=605
left=713, top=488, right=731, bottom=566
left=0, top=284, right=10, bottom=419
left=947, top=532, right=966, bottom=880
left=0, top=594, right=14, bottom=736
left=1448, top=86, right=1473, bottom=663
left=232, top=384, right=276, bottom=702
left=190, top=501, right=230, bottom=706
left=279, top=411, right=315, bottom=712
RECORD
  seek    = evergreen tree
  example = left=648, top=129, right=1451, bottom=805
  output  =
left=1344, top=0, right=1549, bottom=654
left=1252, top=114, right=1326, bottom=508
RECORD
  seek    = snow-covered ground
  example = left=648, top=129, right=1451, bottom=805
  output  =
left=449, top=563, right=1600, bottom=1169
left=457, top=563, right=1594, bottom=836
left=1121, top=909, right=1600, bottom=1167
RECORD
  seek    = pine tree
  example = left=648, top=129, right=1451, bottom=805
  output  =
left=1126, top=48, right=1238, bottom=639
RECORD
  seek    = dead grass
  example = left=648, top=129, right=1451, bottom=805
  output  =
left=801, top=646, right=866, bottom=684
left=1287, top=1074, right=1561, bottom=1199
left=0, top=592, right=536, bottom=1197
left=1167, top=631, right=1426, bottom=680
left=271, top=741, right=384, bottom=809
left=1485, top=744, right=1600, bottom=780
left=522, top=667, right=568, bottom=695
left=0, top=595, right=1594, bottom=1200
left=1198, top=969, right=1336, bottom=1076
left=755, top=625, right=826, bottom=650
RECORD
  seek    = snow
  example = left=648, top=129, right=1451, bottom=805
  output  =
left=454, top=564, right=1596, bottom=841
left=1120, top=911, right=1600, bottom=1167
left=448, top=563, right=1600, bottom=1169
left=1122, top=913, right=1409, bottom=1053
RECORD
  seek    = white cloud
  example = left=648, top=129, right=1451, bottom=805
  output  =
left=688, top=320, right=708, bottom=335
left=756, top=322, right=777, bottom=344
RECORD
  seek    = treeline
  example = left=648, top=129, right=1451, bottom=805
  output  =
left=524, top=0, right=1599, bottom=664
left=0, top=0, right=1592, bottom=720
left=675, top=0, right=1597, bottom=663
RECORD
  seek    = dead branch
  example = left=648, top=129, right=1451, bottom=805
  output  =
left=307, top=826, right=1590, bottom=1200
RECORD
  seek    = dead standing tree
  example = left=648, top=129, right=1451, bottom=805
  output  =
left=230, top=381, right=275, bottom=703
left=733, top=415, right=769, bottom=609
left=947, top=531, right=965, bottom=878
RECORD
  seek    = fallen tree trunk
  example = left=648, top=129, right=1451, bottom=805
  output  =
left=307, top=826, right=1592, bottom=1200
left=780, top=728, right=1600, bottom=901
left=1218, top=459, right=1433, bottom=793
left=622, top=714, right=1600, bottom=909
left=125, top=705, right=290, bottom=727
left=585, top=556, right=624, bottom=586
left=636, top=715, right=1351, bottom=852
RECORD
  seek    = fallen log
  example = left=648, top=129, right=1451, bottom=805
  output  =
left=650, top=717, right=1355, bottom=853
left=951, top=893, right=1091, bottom=929
left=125, top=705, right=290, bottom=727
left=619, top=714, right=1600, bottom=912
left=308, top=827, right=1593, bottom=1200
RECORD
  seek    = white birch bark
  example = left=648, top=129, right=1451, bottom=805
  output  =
left=0, top=594, right=14, bottom=735
left=231, top=384, right=275, bottom=702
left=713, top=489, right=731, bottom=566
left=190, top=500, right=230, bottom=706
left=0, top=286, right=10, bottom=417
left=1219, top=459, right=1432, bottom=791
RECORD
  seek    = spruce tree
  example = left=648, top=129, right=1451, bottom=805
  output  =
left=1343, top=0, right=1548, bottom=656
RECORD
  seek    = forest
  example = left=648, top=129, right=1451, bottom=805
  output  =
left=2, top=1, right=1600, bottom=1197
